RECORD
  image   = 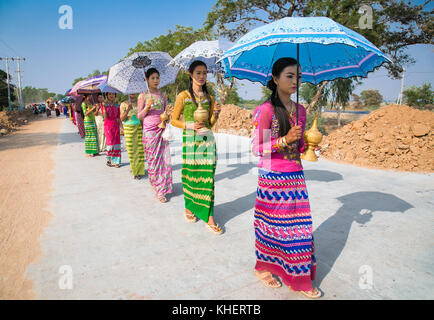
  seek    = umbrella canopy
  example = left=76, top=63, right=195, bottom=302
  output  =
left=107, top=52, right=179, bottom=94
left=97, top=79, right=121, bottom=94
left=168, top=39, right=234, bottom=73
left=70, top=75, right=107, bottom=94
left=60, top=96, right=75, bottom=103
left=219, top=16, right=392, bottom=85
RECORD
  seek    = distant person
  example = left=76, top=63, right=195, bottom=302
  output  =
left=63, top=103, right=68, bottom=117
left=75, top=98, right=86, bottom=138
left=45, top=101, right=51, bottom=117
left=55, top=102, right=60, bottom=117
left=102, top=92, right=122, bottom=167
left=81, top=94, right=99, bottom=157
left=93, top=93, right=106, bottom=154
left=71, top=103, right=76, bottom=125
left=251, top=57, right=320, bottom=299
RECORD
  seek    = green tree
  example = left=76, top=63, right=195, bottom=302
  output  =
left=360, top=89, right=383, bottom=109
left=127, top=25, right=214, bottom=58
left=329, top=78, right=358, bottom=126
left=205, top=0, right=433, bottom=78
left=54, top=94, right=64, bottom=101
left=261, top=86, right=271, bottom=101
left=299, top=82, right=329, bottom=107
left=127, top=25, right=222, bottom=102
left=0, top=70, right=16, bottom=110
left=22, top=86, right=41, bottom=103
left=22, top=86, right=60, bottom=104
left=224, top=86, right=241, bottom=105
left=72, top=69, right=108, bottom=86
left=403, top=82, right=434, bottom=110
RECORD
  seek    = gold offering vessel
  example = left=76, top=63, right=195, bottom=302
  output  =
left=301, top=111, right=323, bottom=162
left=193, top=99, right=210, bottom=134
left=158, top=110, right=169, bottom=129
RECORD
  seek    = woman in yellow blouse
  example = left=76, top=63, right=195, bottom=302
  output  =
left=171, top=60, right=222, bottom=234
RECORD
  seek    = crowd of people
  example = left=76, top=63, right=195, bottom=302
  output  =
left=28, top=100, right=70, bottom=118
left=64, top=58, right=321, bottom=299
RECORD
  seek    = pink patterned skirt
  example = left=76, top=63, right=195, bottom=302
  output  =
left=254, top=168, right=316, bottom=291
left=143, top=129, right=173, bottom=196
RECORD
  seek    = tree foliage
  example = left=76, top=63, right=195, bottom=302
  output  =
left=72, top=69, right=108, bottom=86
left=360, top=89, right=383, bottom=107
left=22, top=86, right=57, bottom=104
left=0, top=70, right=17, bottom=109
left=127, top=25, right=216, bottom=102
left=403, top=82, right=434, bottom=110
left=299, top=82, right=329, bottom=107
left=205, top=0, right=433, bottom=78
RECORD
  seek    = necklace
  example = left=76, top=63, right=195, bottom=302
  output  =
left=192, top=88, right=203, bottom=98
left=285, top=100, right=294, bottom=118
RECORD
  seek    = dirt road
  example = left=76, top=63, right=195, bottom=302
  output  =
left=0, top=117, right=63, bottom=299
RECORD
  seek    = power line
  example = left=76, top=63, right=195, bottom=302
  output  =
left=0, top=38, right=21, bottom=57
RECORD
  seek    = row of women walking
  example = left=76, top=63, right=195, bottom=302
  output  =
left=69, top=58, right=321, bottom=299
left=71, top=67, right=173, bottom=202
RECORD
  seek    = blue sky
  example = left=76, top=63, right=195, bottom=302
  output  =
left=0, top=0, right=432, bottom=102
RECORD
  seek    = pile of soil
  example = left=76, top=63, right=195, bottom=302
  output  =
left=320, top=104, right=434, bottom=173
left=0, top=109, right=33, bottom=136
left=213, top=104, right=254, bottom=137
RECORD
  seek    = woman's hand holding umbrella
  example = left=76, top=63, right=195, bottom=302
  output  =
left=284, top=125, right=302, bottom=145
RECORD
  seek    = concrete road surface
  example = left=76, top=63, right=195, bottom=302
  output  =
left=26, top=119, right=434, bottom=300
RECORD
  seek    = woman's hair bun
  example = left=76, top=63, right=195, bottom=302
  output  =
left=267, top=79, right=276, bottom=91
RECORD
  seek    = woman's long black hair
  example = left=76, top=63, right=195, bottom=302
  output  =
left=188, top=60, right=212, bottom=108
left=267, top=57, right=300, bottom=137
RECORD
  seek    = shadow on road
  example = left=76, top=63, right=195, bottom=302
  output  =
left=214, top=168, right=344, bottom=228
left=304, top=169, right=343, bottom=182
left=215, top=162, right=256, bottom=182
left=214, top=191, right=257, bottom=228
left=313, top=191, right=413, bottom=287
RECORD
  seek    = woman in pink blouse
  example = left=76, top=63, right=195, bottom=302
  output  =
left=102, top=92, right=122, bottom=167
left=251, top=57, right=321, bottom=299
left=137, top=68, right=173, bottom=203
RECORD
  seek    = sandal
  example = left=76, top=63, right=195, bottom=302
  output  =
left=156, top=194, right=167, bottom=203
left=113, top=164, right=121, bottom=168
left=184, top=209, right=198, bottom=223
left=288, top=286, right=322, bottom=299
left=206, top=223, right=223, bottom=235
left=254, top=270, right=281, bottom=288
left=134, top=175, right=142, bottom=180
left=106, top=161, right=112, bottom=167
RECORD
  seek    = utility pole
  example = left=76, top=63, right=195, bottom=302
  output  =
left=0, top=57, right=12, bottom=111
left=397, top=67, right=405, bottom=105
left=12, top=57, right=26, bottom=109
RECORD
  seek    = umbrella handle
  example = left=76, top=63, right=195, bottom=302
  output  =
left=296, top=43, right=299, bottom=125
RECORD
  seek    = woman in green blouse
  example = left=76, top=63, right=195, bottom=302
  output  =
left=82, top=94, right=99, bottom=157
left=120, top=94, right=145, bottom=179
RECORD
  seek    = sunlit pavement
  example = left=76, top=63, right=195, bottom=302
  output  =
left=26, top=118, right=434, bottom=300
